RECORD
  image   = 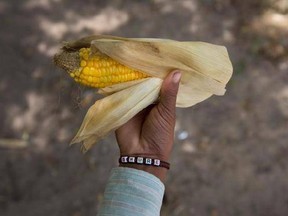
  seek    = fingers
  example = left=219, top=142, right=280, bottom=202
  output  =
left=116, top=70, right=181, bottom=152
left=158, top=70, right=181, bottom=116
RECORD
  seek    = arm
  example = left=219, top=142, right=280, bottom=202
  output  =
left=97, top=71, right=182, bottom=216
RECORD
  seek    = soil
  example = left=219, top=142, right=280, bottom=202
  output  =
left=0, top=0, right=288, bottom=215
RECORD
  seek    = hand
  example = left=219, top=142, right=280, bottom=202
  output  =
left=115, top=70, right=181, bottom=181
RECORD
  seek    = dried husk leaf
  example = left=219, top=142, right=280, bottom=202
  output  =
left=71, top=77, right=162, bottom=153
left=97, top=78, right=146, bottom=95
left=92, top=39, right=233, bottom=107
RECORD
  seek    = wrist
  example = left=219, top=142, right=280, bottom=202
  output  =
left=118, top=155, right=170, bottom=182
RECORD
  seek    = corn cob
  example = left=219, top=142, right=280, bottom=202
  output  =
left=68, top=48, right=149, bottom=88
left=54, top=35, right=233, bottom=153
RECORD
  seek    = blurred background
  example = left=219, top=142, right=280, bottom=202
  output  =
left=0, top=0, right=288, bottom=215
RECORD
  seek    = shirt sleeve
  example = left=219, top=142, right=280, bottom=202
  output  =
left=97, top=167, right=165, bottom=216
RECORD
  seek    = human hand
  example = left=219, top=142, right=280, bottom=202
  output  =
left=115, top=70, right=181, bottom=181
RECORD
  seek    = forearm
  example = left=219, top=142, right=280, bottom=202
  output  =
left=97, top=167, right=165, bottom=216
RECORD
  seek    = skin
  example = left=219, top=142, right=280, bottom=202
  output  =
left=116, top=70, right=182, bottom=182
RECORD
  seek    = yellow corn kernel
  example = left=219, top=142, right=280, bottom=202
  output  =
left=71, top=48, right=150, bottom=88
left=87, top=61, right=93, bottom=67
left=80, top=60, right=87, bottom=67
left=82, top=67, right=89, bottom=75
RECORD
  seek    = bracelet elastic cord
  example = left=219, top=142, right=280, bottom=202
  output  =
left=119, top=156, right=170, bottom=170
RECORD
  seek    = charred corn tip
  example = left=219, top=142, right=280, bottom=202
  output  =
left=68, top=48, right=150, bottom=88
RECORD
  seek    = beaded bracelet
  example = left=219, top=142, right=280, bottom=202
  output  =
left=119, top=155, right=170, bottom=170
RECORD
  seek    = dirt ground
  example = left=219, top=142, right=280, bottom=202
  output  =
left=0, top=0, right=288, bottom=215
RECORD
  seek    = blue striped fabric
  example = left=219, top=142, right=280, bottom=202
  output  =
left=97, top=167, right=165, bottom=216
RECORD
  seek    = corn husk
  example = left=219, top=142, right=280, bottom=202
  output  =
left=55, top=35, right=233, bottom=152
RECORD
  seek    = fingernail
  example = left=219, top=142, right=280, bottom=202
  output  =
left=173, top=71, right=181, bottom=83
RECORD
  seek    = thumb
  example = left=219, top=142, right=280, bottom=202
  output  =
left=158, top=70, right=181, bottom=117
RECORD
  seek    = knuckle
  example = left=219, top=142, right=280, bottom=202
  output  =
left=157, top=104, right=176, bottom=123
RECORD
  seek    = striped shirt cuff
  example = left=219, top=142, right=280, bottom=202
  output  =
left=97, top=167, right=165, bottom=216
